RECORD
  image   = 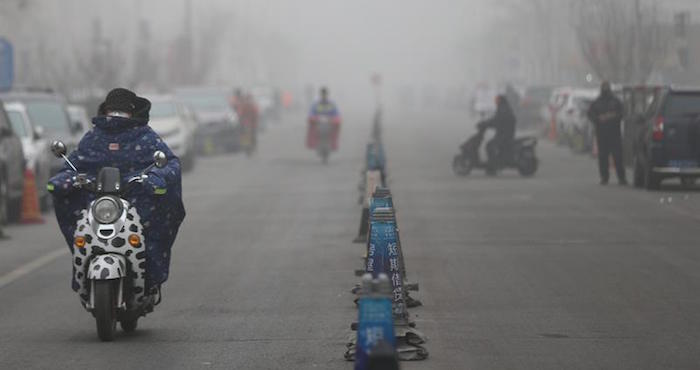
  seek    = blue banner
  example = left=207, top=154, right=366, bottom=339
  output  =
left=366, top=218, right=406, bottom=318
left=355, top=295, right=395, bottom=370
left=365, top=142, right=386, bottom=171
left=0, top=38, right=13, bottom=92
left=369, top=196, right=393, bottom=215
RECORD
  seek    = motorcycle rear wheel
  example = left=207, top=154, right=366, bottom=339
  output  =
left=94, top=280, right=118, bottom=341
left=319, top=149, right=330, bottom=164
left=517, top=154, right=538, bottom=177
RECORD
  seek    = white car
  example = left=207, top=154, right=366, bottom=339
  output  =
left=556, top=88, right=599, bottom=152
left=4, top=102, right=53, bottom=209
left=147, top=95, right=197, bottom=172
left=67, top=104, right=92, bottom=135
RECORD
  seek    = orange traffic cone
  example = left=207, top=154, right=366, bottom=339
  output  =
left=20, top=169, right=44, bottom=224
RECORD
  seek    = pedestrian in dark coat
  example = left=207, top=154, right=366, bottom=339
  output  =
left=587, top=81, right=627, bottom=185
left=480, top=95, right=516, bottom=173
left=48, top=88, right=185, bottom=290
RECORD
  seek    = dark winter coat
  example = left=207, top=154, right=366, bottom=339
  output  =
left=587, top=91, right=624, bottom=135
left=48, top=115, right=185, bottom=289
left=481, top=98, right=516, bottom=141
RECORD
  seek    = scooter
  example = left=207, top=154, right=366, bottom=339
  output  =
left=51, top=141, right=168, bottom=341
left=452, top=124, right=538, bottom=177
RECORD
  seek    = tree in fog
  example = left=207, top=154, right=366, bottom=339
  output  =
left=572, top=0, right=667, bottom=83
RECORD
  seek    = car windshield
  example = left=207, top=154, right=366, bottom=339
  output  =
left=526, top=87, right=552, bottom=103
left=177, top=93, right=229, bottom=113
left=150, top=101, right=178, bottom=119
left=24, top=101, right=71, bottom=133
left=6, top=111, right=29, bottom=138
left=663, top=94, right=700, bottom=117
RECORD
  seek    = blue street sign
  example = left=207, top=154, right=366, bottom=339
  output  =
left=0, top=38, right=14, bottom=92
left=355, top=289, right=396, bottom=370
left=365, top=142, right=386, bottom=171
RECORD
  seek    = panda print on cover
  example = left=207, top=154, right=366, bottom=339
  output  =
left=72, top=205, right=147, bottom=308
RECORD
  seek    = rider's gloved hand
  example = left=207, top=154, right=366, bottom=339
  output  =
left=47, top=171, right=77, bottom=196
left=144, top=171, right=168, bottom=195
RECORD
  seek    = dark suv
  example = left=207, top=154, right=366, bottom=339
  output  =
left=0, top=100, right=26, bottom=223
left=632, top=88, right=700, bottom=190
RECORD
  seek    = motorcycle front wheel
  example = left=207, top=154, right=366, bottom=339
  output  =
left=319, top=149, right=330, bottom=164
left=94, top=280, right=118, bottom=341
left=120, top=318, right=138, bottom=333
left=452, top=154, right=472, bottom=176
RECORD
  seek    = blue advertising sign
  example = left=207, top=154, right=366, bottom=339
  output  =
left=355, top=295, right=395, bottom=370
left=369, top=196, right=393, bottom=215
left=0, top=38, right=13, bottom=92
left=365, top=142, right=386, bottom=171
left=366, top=216, right=406, bottom=318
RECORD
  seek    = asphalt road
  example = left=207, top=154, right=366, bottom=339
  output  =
left=2, top=107, right=700, bottom=369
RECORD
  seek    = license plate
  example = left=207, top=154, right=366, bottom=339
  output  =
left=669, top=160, right=698, bottom=168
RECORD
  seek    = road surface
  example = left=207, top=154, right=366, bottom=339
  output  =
left=1, top=108, right=700, bottom=369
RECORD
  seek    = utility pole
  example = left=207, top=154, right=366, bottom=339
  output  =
left=634, top=0, right=642, bottom=84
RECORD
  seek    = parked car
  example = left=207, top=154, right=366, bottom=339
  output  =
left=147, top=95, right=197, bottom=172
left=557, top=88, right=599, bottom=153
left=175, top=87, right=240, bottom=155
left=0, top=100, right=26, bottom=223
left=67, top=104, right=92, bottom=134
left=0, top=90, right=82, bottom=174
left=519, top=86, right=553, bottom=128
left=542, top=87, right=571, bottom=139
left=4, top=102, right=53, bottom=210
left=632, top=87, right=700, bottom=190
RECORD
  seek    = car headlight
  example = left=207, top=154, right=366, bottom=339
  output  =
left=92, top=196, right=123, bottom=224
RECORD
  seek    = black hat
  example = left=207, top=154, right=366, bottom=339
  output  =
left=98, top=88, right=151, bottom=120
left=102, top=88, right=137, bottom=113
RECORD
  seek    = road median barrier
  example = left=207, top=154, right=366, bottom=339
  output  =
left=348, top=205, right=428, bottom=361
left=353, top=170, right=382, bottom=244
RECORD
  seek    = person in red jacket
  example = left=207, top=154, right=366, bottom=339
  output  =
left=232, top=89, right=259, bottom=155
left=307, top=87, right=341, bottom=151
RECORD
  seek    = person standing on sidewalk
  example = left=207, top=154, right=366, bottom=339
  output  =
left=587, top=81, right=627, bottom=185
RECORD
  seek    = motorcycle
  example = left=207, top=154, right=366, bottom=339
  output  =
left=51, top=141, right=168, bottom=341
left=452, top=124, right=538, bottom=177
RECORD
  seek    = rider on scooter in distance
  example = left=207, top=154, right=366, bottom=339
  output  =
left=48, top=88, right=186, bottom=296
left=307, top=87, right=341, bottom=152
left=478, top=95, right=516, bottom=174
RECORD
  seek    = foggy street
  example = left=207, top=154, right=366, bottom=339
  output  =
left=2, top=108, right=700, bottom=369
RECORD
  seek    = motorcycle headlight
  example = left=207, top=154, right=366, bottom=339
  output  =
left=92, top=197, right=123, bottom=224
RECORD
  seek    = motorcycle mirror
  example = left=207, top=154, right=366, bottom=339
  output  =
left=51, top=140, right=67, bottom=158
left=153, top=151, right=168, bottom=168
